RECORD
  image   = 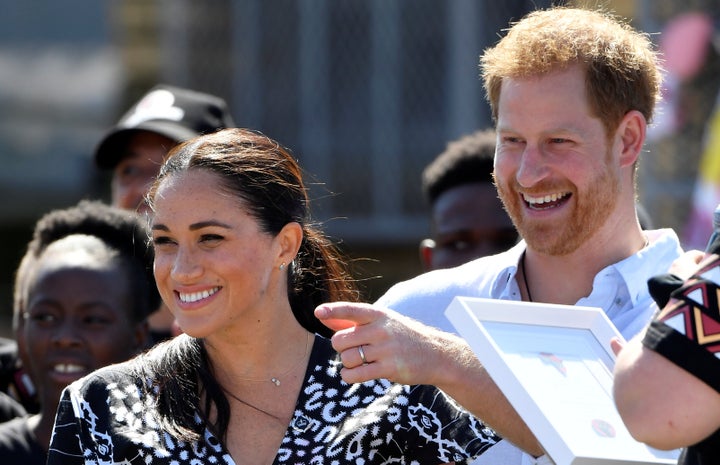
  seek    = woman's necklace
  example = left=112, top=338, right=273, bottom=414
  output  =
left=221, top=387, right=289, bottom=425
left=271, top=331, right=311, bottom=387
left=234, top=331, right=312, bottom=387
left=217, top=331, right=312, bottom=423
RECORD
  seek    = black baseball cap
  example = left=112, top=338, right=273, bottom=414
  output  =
left=94, top=84, right=236, bottom=169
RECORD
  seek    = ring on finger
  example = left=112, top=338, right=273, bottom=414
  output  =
left=358, top=345, right=368, bottom=365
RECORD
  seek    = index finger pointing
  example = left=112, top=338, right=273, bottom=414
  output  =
left=314, top=301, right=383, bottom=331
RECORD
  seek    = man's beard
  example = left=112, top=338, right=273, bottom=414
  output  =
left=497, top=156, right=620, bottom=256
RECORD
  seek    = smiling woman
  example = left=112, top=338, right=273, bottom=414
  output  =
left=0, top=200, right=157, bottom=465
left=46, top=128, right=501, bottom=465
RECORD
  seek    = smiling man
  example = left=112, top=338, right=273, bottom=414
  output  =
left=315, top=6, right=684, bottom=464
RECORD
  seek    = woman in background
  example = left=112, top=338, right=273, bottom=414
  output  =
left=0, top=200, right=155, bottom=464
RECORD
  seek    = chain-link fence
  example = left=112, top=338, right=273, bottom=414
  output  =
left=3, top=0, right=720, bottom=308
left=141, top=0, right=557, bottom=244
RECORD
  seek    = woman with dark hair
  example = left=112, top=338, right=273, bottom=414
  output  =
left=47, top=128, right=498, bottom=464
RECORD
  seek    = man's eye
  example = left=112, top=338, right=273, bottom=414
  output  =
left=442, top=240, right=471, bottom=251
left=116, top=164, right=141, bottom=180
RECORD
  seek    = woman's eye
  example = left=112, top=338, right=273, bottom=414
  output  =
left=200, top=234, right=223, bottom=243
left=152, top=235, right=175, bottom=246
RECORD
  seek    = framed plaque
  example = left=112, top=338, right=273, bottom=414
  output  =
left=445, top=297, right=679, bottom=465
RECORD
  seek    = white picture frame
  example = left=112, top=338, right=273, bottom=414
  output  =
left=445, top=296, right=680, bottom=465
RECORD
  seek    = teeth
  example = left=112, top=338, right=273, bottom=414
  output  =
left=523, top=192, right=568, bottom=205
left=54, top=364, right=85, bottom=374
left=179, top=287, right=220, bottom=303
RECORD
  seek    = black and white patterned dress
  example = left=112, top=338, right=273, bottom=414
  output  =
left=47, top=335, right=498, bottom=464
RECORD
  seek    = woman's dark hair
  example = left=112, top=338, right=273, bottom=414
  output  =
left=143, top=128, right=360, bottom=442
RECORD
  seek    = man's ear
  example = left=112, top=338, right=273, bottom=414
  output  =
left=616, top=110, right=646, bottom=168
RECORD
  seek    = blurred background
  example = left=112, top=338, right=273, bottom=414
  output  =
left=1, top=0, right=718, bottom=336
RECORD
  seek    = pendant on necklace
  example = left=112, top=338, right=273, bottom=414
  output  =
left=271, top=377, right=281, bottom=387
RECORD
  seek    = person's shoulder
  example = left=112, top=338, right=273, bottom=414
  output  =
left=0, top=415, right=26, bottom=436
left=0, top=416, right=33, bottom=450
left=0, top=416, right=46, bottom=463
left=378, top=249, right=517, bottom=305
left=0, top=391, right=25, bottom=423
left=375, top=249, right=521, bottom=331
left=74, top=335, right=186, bottom=390
left=66, top=357, right=144, bottom=397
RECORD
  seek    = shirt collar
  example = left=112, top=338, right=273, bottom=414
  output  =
left=609, top=229, right=683, bottom=306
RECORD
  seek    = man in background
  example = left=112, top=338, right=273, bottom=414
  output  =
left=96, top=84, right=236, bottom=214
left=419, top=128, right=517, bottom=271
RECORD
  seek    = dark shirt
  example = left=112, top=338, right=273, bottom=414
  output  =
left=676, top=428, right=720, bottom=465
left=0, top=391, right=26, bottom=423
left=0, top=337, right=39, bottom=414
left=0, top=416, right=46, bottom=465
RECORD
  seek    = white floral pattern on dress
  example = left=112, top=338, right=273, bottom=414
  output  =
left=48, top=336, right=498, bottom=465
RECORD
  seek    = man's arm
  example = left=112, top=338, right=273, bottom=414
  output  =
left=315, top=302, right=545, bottom=457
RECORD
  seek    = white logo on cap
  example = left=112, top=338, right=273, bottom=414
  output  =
left=123, top=89, right=185, bottom=127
